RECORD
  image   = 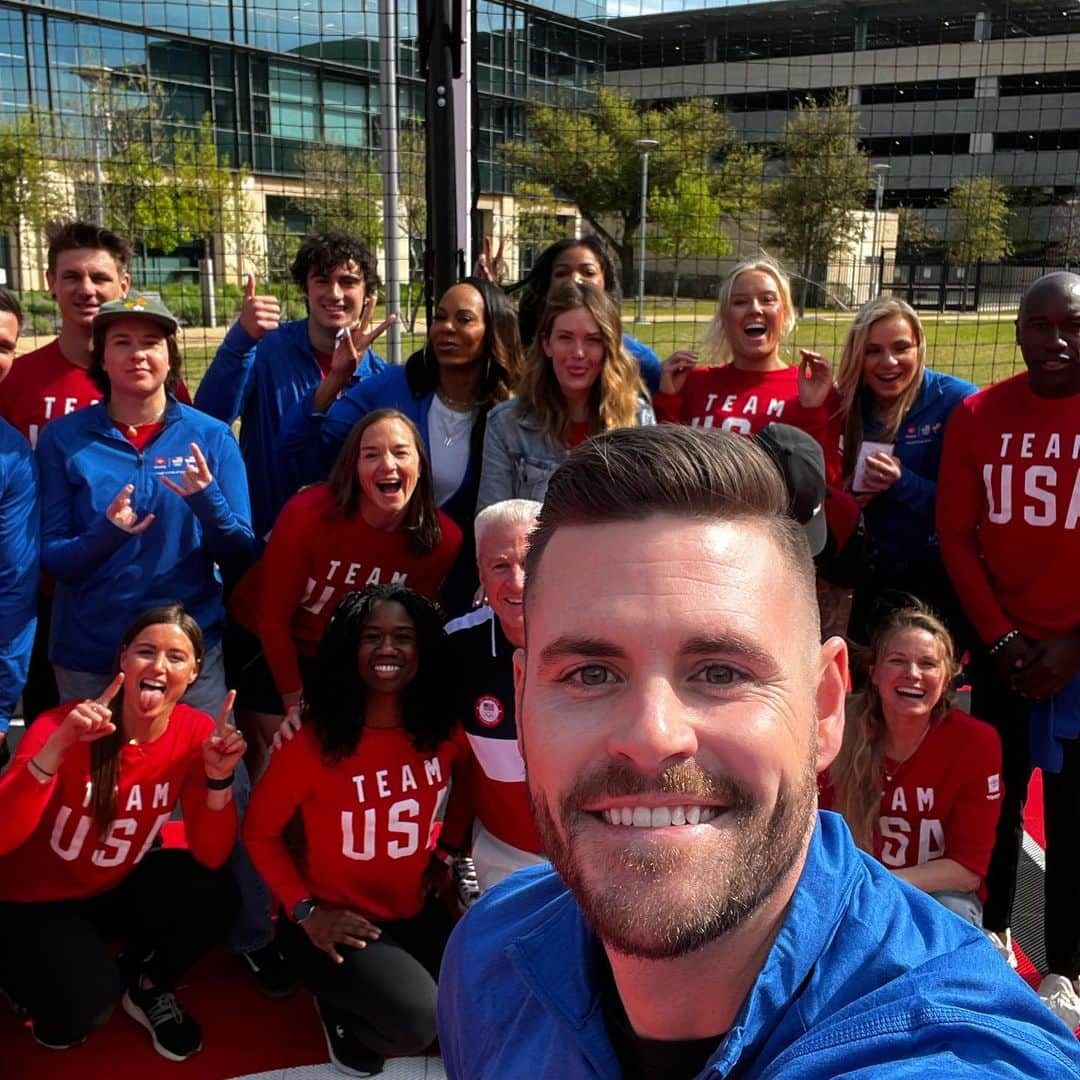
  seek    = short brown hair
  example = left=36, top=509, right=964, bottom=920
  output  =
left=46, top=220, right=133, bottom=276
left=89, top=320, right=183, bottom=400
left=524, top=425, right=817, bottom=627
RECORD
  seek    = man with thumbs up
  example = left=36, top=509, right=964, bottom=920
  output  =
left=195, top=231, right=388, bottom=542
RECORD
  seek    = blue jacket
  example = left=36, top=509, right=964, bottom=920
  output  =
left=37, top=399, right=254, bottom=674
left=438, top=811, right=1080, bottom=1078
left=861, top=367, right=976, bottom=573
left=0, top=418, right=37, bottom=732
left=194, top=317, right=382, bottom=541
left=624, top=333, right=661, bottom=395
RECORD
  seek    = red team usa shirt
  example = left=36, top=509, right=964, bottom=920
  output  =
left=0, top=704, right=237, bottom=902
left=937, top=374, right=1080, bottom=644
left=0, top=340, right=190, bottom=447
left=244, top=723, right=467, bottom=921
left=252, top=483, right=462, bottom=697
left=652, top=364, right=843, bottom=484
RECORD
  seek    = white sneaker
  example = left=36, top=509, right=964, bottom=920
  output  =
left=1038, top=974, right=1080, bottom=1030
left=985, top=928, right=1018, bottom=969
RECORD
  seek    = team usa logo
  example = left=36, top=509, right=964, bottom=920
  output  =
left=474, top=694, right=504, bottom=728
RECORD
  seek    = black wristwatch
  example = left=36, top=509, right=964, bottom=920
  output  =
left=292, top=897, right=317, bottom=924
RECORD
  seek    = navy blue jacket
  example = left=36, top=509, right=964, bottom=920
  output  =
left=439, top=811, right=1080, bottom=1078
left=0, top=418, right=37, bottom=731
left=37, top=399, right=254, bottom=673
left=623, top=333, right=661, bottom=395
left=861, top=367, right=976, bottom=573
left=194, top=317, right=382, bottom=541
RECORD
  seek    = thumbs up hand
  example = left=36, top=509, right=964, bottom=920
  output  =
left=239, top=273, right=282, bottom=341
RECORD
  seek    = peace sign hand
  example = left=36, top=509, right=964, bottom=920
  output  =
left=797, top=349, right=835, bottom=410
left=474, top=235, right=506, bottom=283
left=56, top=672, right=124, bottom=749
left=329, top=295, right=397, bottom=380
left=107, top=485, right=155, bottom=534
left=160, top=444, right=213, bottom=498
left=202, top=689, right=245, bottom=779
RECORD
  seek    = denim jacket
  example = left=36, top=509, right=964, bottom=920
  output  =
left=477, top=395, right=655, bottom=513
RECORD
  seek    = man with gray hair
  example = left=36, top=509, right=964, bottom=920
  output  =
left=437, top=499, right=548, bottom=892
left=438, top=425, right=1080, bottom=1078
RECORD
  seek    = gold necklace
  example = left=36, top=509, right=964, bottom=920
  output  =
left=435, top=387, right=477, bottom=411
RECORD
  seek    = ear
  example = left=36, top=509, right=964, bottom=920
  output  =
left=815, top=635, right=848, bottom=773
left=513, top=647, right=527, bottom=765
left=120, top=273, right=131, bottom=296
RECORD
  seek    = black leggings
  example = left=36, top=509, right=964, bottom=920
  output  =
left=280, top=895, right=454, bottom=1058
left=974, top=652, right=1080, bottom=976
left=0, top=849, right=238, bottom=1044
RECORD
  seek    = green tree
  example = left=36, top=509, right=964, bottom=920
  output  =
left=0, top=111, right=65, bottom=283
left=514, top=179, right=571, bottom=271
left=297, top=144, right=382, bottom=253
left=765, top=92, right=871, bottom=314
left=504, top=86, right=762, bottom=288
left=650, top=167, right=733, bottom=302
left=944, top=176, right=1012, bottom=265
left=398, top=124, right=427, bottom=331
left=895, top=207, right=942, bottom=261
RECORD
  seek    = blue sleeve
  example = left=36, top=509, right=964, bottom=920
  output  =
left=889, top=464, right=937, bottom=516
left=37, top=429, right=131, bottom=581
left=0, top=445, right=37, bottom=731
left=193, top=322, right=258, bottom=423
left=624, top=335, right=662, bottom=395
left=185, top=428, right=255, bottom=562
left=436, top=928, right=471, bottom=1080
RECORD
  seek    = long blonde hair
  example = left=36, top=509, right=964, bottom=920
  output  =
left=835, top=297, right=927, bottom=479
left=516, top=282, right=644, bottom=448
left=830, top=603, right=958, bottom=852
left=702, top=256, right=797, bottom=364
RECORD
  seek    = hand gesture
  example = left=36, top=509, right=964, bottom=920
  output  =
left=161, top=443, right=213, bottom=498
left=474, top=236, right=506, bottom=284
left=238, top=274, right=281, bottom=341
left=107, top=485, right=155, bottom=535
left=270, top=702, right=303, bottom=752
left=329, top=295, right=397, bottom=380
left=859, top=452, right=902, bottom=494
left=55, top=673, right=124, bottom=749
left=302, top=907, right=382, bottom=964
left=992, top=634, right=1039, bottom=684
left=202, top=690, right=245, bottom=779
left=659, top=350, right=697, bottom=396
left=797, top=349, right=834, bottom=410
left=1009, top=635, right=1080, bottom=700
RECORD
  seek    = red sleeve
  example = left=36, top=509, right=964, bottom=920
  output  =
left=177, top=711, right=237, bottom=869
left=652, top=391, right=687, bottom=425
left=175, top=380, right=192, bottom=405
left=438, top=737, right=477, bottom=853
left=255, top=493, right=318, bottom=697
left=243, top=729, right=319, bottom=914
left=789, top=387, right=844, bottom=487
left=0, top=712, right=62, bottom=854
left=943, top=717, right=1003, bottom=879
left=936, top=403, right=1013, bottom=645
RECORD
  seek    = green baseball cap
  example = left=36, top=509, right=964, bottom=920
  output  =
left=93, top=293, right=179, bottom=334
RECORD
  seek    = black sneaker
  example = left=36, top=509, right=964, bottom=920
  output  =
left=122, top=981, right=202, bottom=1062
left=315, top=999, right=385, bottom=1077
left=32, top=1024, right=86, bottom=1050
left=240, top=941, right=298, bottom=998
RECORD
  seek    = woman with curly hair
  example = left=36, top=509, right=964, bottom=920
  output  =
left=823, top=603, right=1001, bottom=927
left=477, top=282, right=654, bottom=511
left=244, top=584, right=467, bottom=1076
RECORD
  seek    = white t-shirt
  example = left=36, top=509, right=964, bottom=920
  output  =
left=428, top=395, right=477, bottom=506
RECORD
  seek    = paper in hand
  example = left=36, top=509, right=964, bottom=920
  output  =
left=853, top=440, right=895, bottom=492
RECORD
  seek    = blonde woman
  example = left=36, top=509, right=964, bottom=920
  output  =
left=834, top=297, right=976, bottom=644
left=655, top=256, right=841, bottom=482
left=477, top=282, right=653, bottom=512
left=823, top=604, right=1001, bottom=927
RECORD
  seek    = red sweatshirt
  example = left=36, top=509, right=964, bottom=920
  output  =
left=0, top=340, right=190, bottom=448
left=936, top=374, right=1080, bottom=644
left=253, top=483, right=462, bottom=696
left=0, top=704, right=236, bottom=902
left=244, top=723, right=467, bottom=921
left=652, top=364, right=843, bottom=484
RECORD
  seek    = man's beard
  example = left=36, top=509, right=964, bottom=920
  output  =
left=529, top=753, right=818, bottom=960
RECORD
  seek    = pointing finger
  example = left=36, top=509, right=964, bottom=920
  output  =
left=245, top=273, right=256, bottom=300
left=95, top=671, right=125, bottom=707
left=129, top=512, right=155, bottom=535
left=367, top=314, right=396, bottom=343
left=217, top=689, right=237, bottom=735
left=189, top=443, right=210, bottom=477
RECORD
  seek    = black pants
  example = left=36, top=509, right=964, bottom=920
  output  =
left=0, top=849, right=238, bottom=1044
left=22, top=592, right=59, bottom=725
left=280, top=896, right=454, bottom=1058
left=974, top=652, right=1080, bottom=976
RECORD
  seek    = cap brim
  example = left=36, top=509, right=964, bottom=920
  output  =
left=94, top=310, right=178, bottom=334
left=804, top=502, right=827, bottom=558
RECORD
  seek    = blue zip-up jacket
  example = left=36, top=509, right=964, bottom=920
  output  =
left=194, top=317, right=383, bottom=541
left=623, top=333, right=661, bottom=395
left=278, top=365, right=483, bottom=614
left=861, top=367, right=977, bottom=573
left=0, top=417, right=37, bottom=733
left=37, top=399, right=254, bottom=674
left=439, top=811, right=1080, bottom=1078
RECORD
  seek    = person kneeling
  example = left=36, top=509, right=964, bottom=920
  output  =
left=0, top=604, right=243, bottom=1060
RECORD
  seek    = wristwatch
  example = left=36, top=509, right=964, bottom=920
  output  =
left=292, top=897, right=317, bottom=924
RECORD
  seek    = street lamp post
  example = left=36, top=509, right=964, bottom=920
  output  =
left=870, top=162, right=890, bottom=297
left=635, top=138, right=659, bottom=324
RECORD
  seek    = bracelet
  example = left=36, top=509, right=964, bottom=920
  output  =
left=206, top=773, right=235, bottom=790
left=989, top=629, right=1022, bottom=656
left=28, top=756, right=55, bottom=780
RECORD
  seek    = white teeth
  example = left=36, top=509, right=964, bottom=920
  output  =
left=686, top=805, right=701, bottom=825
left=632, top=806, right=651, bottom=827
left=602, top=805, right=719, bottom=827
left=620, top=807, right=633, bottom=825
left=651, top=807, right=671, bottom=827
left=671, top=806, right=685, bottom=825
